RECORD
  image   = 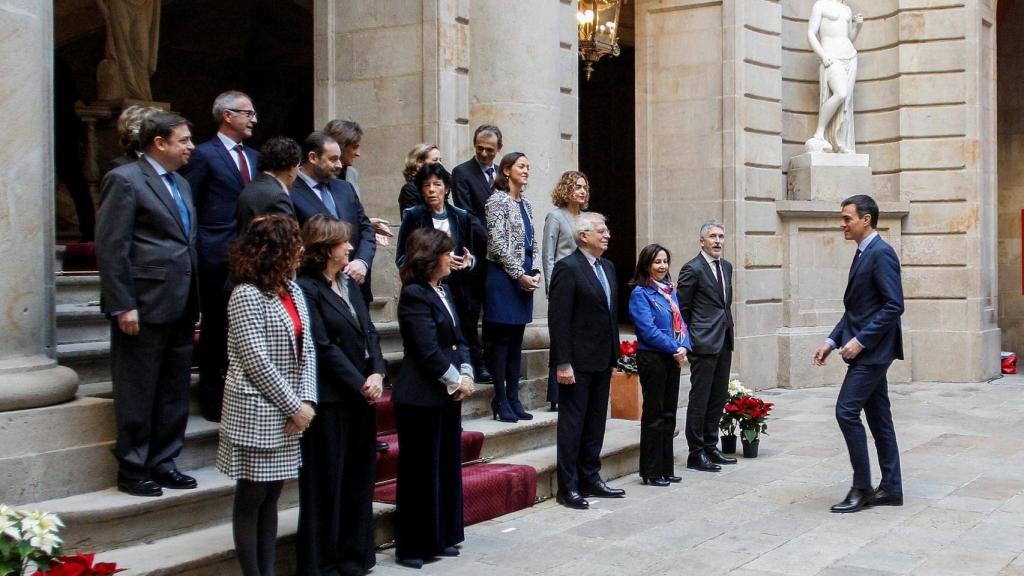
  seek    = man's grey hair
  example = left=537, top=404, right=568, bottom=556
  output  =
left=699, top=219, right=725, bottom=238
left=574, top=212, right=607, bottom=236
left=212, top=90, right=251, bottom=123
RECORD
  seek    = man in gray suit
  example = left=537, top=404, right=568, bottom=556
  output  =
left=96, top=112, right=200, bottom=497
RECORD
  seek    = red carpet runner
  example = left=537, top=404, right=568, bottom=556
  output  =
left=372, top=390, right=538, bottom=524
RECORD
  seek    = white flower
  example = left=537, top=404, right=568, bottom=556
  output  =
left=728, top=379, right=751, bottom=397
left=0, top=512, right=21, bottom=541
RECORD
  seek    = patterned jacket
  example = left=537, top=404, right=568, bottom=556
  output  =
left=220, top=280, right=317, bottom=450
left=485, top=190, right=537, bottom=279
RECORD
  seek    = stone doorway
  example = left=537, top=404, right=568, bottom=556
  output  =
left=998, top=0, right=1024, bottom=356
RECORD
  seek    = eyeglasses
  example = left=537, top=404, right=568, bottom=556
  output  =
left=228, top=109, right=258, bottom=119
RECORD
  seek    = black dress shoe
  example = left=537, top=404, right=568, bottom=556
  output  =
left=439, top=546, right=460, bottom=557
left=396, top=557, right=424, bottom=569
left=550, top=402, right=558, bottom=412
left=641, top=476, right=670, bottom=487
left=556, top=490, right=589, bottom=509
left=868, top=488, right=904, bottom=507
left=580, top=479, right=626, bottom=498
left=664, top=475, right=682, bottom=483
left=153, top=470, right=197, bottom=490
left=476, top=365, right=493, bottom=383
left=705, top=447, right=737, bottom=465
left=686, top=452, right=721, bottom=472
left=831, top=487, right=873, bottom=513
left=117, top=477, right=162, bottom=497
left=376, top=440, right=390, bottom=454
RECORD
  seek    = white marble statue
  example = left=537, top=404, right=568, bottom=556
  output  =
left=96, top=0, right=162, bottom=101
left=805, top=0, right=863, bottom=154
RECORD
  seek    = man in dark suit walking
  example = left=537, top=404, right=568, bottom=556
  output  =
left=96, top=112, right=199, bottom=497
left=549, top=212, right=625, bottom=510
left=813, top=194, right=904, bottom=513
left=450, top=124, right=503, bottom=383
left=677, top=219, right=738, bottom=473
left=291, top=132, right=376, bottom=304
left=179, top=90, right=259, bottom=422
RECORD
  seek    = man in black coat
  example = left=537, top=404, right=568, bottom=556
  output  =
left=235, top=136, right=301, bottom=235
left=449, top=124, right=503, bottom=383
left=548, top=212, right=625, bottom=510
left=95, top=112, right=199, bottom=497
left=677, top=219, right=738, bottom=472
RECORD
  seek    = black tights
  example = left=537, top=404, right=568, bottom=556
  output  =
left=233, top=479, right=284, bottom=576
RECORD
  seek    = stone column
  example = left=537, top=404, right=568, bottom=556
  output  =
left=470, top=0, right=565, bottom=320
left=0, top=3, right=78, bottom=411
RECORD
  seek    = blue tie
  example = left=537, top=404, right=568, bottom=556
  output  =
left=317, top=183, right=339, bottom=218
left=594, top=259, right=611, bottom=308
left=162, top=173, right=190, bottom=236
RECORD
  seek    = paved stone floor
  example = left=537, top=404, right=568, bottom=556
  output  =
left=369, top=375, right=1024, bottom=575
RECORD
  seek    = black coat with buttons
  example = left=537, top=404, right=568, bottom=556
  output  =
left=393, top=281, right=471, bottom=407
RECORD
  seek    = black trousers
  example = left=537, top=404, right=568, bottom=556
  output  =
left=297, top=400, right=377, bottom=576
left=394, top=401, right=465, bottom=561
left=556, top=369, right=611, bottom=492
left=196, top=262, right=229, bottom=416
left=685, top=349, right=732, bottom=455
left=452, top=280, right=485, bottom=368
left=110, top=317, right=194, bottom=479
left=637, top=350, right=681, bottom=478
left=836, top=362, right=902, bottom=492
left=483, top=321, right=525, bottom=406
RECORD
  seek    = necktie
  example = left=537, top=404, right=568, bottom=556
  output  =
left=235, top=144, right=251, bottom=186
left=317, top=183, right=339, bottom=218
left=162, top=173, right=191, bottom=236
left=714, top=259, right=734, bottom=328
left=848, top=248, right=862, bottom=280
left=485, top=167, right=494, bottom=186
left=594, top=259, right=611, bottom=308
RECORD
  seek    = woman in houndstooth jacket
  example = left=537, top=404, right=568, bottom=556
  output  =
left=218, top=215, right=317, bottom=576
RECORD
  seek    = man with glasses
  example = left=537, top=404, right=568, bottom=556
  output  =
left=180, top=90, right=259, bottom=422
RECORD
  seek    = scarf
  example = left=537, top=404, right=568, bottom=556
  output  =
left=655, top=279, right=686, bottom=340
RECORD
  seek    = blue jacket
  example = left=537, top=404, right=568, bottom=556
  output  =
left=629, top=283, right=692, bottom=355
left=829, top=235, right=905, bottom=365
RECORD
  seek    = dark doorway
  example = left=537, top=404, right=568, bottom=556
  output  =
left=579, top=46, right=637, bottom=320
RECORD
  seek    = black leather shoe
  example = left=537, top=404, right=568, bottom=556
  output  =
left=868, top=488, right=903, bottom=507
left=439, top=546, right=460, bottom=557
left=686, top=452, right=721, bottom=472
left=510, top=402, right=534, bottom=421
left=705, top=447, right=737, bottom=465
left=476, top=365, right=493, bottom=383
left=153, top=470, right=197, bottom=490
left=376, top=440, right=390, bottom=454
left=396, top=557, right=424, bottom=569
left=580, top=479, right=625, bottom=498
left=641, top=476, right=670, bottom=487
left=117, top=477, right=162, bottom=497
left=556, top=490, right=589, bottom=509
left=831, top=487, right=873, bottom=513
left=550, top=402, right=558, bottom=412
left=664, top=475, right=682, bottom=483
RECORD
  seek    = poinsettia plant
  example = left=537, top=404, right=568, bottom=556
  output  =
left=34, top=553, right=124, bottom=575
left=616, top=340, right=638, bottom=374
left=719, top=379, right=751, bottom=436
left=0, top=505, right=63, bottom=576
left=724, top=395, right=774, bottom=443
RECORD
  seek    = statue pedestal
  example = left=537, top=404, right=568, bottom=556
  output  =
left=786, top=152, right=871, bottom=202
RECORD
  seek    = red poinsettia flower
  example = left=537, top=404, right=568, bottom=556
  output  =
left=35, top=553, right=124, bottom=576
left=619, top=340, right=638, bottom=357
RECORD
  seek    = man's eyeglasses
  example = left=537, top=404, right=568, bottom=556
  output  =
left=228, top=109, right=258, bottom=119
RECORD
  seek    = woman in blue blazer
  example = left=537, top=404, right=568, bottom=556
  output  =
left=628, top=244, right=692, bottom=487
left=393, top=227, right=475, bottom=569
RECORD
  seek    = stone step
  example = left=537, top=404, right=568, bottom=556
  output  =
left=463, top=409, right=559, bottom=460
left=55, top=274, right=101, bottom=305
left=92, top=420, right=642, bottom=576
left=56, top=302, right=109, bottom=345
left=58, top=339, right=113, bottom=384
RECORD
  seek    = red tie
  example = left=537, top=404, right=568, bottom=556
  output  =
left=236, top=145, right=251, bottom=186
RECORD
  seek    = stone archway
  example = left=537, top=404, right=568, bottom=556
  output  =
left=997, top=0, right=1024, bottom=356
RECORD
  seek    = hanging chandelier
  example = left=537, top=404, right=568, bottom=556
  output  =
left=577, top=0, right=626, bottom=81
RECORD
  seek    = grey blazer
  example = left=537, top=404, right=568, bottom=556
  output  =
left=96, top=156, right=198, bottom=324
left=542, top=208, right=578, bottom=293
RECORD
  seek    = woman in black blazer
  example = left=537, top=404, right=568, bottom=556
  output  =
left=295, top=214, right=387, bottom=576
left=393, top=227, right=475, bottom=569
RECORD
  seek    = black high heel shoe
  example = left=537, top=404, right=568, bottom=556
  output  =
left=492, top=401, right=519, bottom=423
left=509, top=401, right=533, bottom=420
left=641, top=476, right=671, bottom=487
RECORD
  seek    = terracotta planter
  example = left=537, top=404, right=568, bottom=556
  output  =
left=741, top=437, right=760, bottom=458
left=720, top=434, right=737, bottom=454
left=610, top=370, right=642, bottom=420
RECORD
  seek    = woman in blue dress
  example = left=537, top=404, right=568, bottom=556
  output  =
left=483, top=152, right=540, bottom=423
left=628, top=243, right=692, bottom=486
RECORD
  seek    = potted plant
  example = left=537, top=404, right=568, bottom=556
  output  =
left=610, top=340, right=642, bottom=420
left=726, top=394, right=774, bottom=458
left=719, top=379, right=751, bottom=453
left=0, top=505, right=63, bottom=576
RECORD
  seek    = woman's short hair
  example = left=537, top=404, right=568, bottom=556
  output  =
left=117, top=105, right=160, bottom=153
left=413, top=163, right=452, bottom=200
left=492, top=152, right=527, bottom=192
left=630, top=243, right=672, bottom=287
left=300, top=214, right=352, bottom=274
left=323, top=119, right=363, bottom=148
left=229, top=215, right=303, bottom=293
left=257, top=137, right=302, bottom=172
left=403, top=143, right=439, bottom=181
left=400, top=227, right=456, bottom=285
left=551, top=170, right=590, bottom=209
